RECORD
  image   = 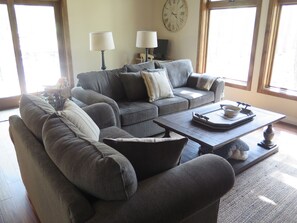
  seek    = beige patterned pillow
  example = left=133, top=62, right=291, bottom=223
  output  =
left=141, top=69, right=174, bottom=102
left=196, top=74, right=218, bottom=91
left=58, top=99, right=100, bottom=141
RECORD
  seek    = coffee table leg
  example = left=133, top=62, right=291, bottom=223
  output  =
left=163, top=129, right=171, bottom=138
left=258, top=124, right=278, bottom=150
left=198, top=145, right=213, bottom=156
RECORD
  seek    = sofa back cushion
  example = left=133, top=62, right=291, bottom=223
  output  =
left=42, top=113, right=137, bottom=201
left=19, top=94, right=55, bottom=142
left=155, top=59, right=193, bottom=88
left=124, top=61, right=155, bottom=72
left=77, top=68, right=126, bottom=101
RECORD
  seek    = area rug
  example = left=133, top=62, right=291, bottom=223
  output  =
left=218, top=129, right=297, bottom=223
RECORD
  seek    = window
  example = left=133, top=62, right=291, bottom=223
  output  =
left=0, top=0, right=72, bottom=109
left=258, top=0, right=297, bottom=100
left=198, top=0, right=262, bottom=90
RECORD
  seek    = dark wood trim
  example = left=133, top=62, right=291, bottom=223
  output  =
left=197, top=0, right=262, bottom=91
left=245, top=0, right=262, bottom=91
left=279, top=0, right=297, bottom=5
left=60, top=0, right=74, bottom=87
left=257, top=0, right=297, bottom=101
left=208, top=0, right=258, bottom=9
left=258, top=87, right=297, bottom=101
left=7, top=0, right=27, bottom=94
left=0, top=96, right=20, bottom=110
left=0, top=0, right=73, bottom=108
left=225, top=82, right=250, bottom=91
left=196, top=0, right=209, bottom=73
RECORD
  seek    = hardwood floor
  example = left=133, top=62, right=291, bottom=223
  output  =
left=0, top=108, right=296, bottom=223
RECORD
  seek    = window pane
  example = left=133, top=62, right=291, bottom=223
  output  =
left=206, top=8, right=256, bottom=83
left=15, top=5, right=61, bottom=93
left=270, top=5, right=297, bottom=92
left=0, top=4, right=21, bottom=97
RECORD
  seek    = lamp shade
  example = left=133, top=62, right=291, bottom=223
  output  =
left=89, top=31, right=115, bottom=51
left=136, top=31, right=158, bottom=48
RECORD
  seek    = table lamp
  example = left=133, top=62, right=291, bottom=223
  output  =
left=136, top=31, right=158, bottom=62
left=90, top=31, right=115, bottom=70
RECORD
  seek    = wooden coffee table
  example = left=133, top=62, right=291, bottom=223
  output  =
left=154, top=100, right=286, bottom=175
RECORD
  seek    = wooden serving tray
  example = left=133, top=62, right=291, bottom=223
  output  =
left=192, top=106, right=256, bottom=130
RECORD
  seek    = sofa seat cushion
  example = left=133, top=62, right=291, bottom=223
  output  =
left=42, top=113, right=137, bottom=201
left=103, top=137, right=188, bottom=181
left=151, top=96, right=189, bottom=116
left=118, top=101, right=158, bottom=126
left=19, top=94, right=55, bottom=142
left=155, top=59, right=193, bottom=88
left=173, top=87, right=215, bottom=109
left=99, top=126, right=133, bottom=142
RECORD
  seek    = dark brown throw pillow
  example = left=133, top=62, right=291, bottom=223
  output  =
left=103, top=137, right=188, bottom=181
left=119, top=71, right=148, bottom=101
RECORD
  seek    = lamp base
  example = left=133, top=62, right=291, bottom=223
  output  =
left=101, top=50, right=106, bottom=70
left=145, top=48, right=149, bottom=62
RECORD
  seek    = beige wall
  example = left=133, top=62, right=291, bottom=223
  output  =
left=152, top=0, right=297, bottom=125
left=67, top=0, right=154, bottom=76
left=67, top=0, right=297, bottom=125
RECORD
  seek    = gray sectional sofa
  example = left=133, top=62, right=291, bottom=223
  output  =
left=72, top=59, right=224, bottom=137
left=9, top=94, right=235, bottom=223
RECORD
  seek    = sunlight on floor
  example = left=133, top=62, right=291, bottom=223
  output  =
left=258, top=195, right=277, bottom=206
left=271, top=171, right=297, bottom=190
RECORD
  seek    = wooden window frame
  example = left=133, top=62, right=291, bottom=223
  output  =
left=0, top=0, right=73, bottom=110
left=197, top=0, right=262, bottom=91
left=258, top=0, right=297, bottom=101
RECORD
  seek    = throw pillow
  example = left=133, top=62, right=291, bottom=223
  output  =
left=119, top=71, right=148, bottom=101
left=103, top=137, right=188, bottom=181
left=196, top=74, right=218, bottom=91
left=19, top=94, right=55, bottom=142
left=58, top=99, right=100, bottom=141
left=42, top=113, right=137, bottom=200
left=141, top=69, right=174, bottom=102
left=124, top=61, right=155, bottom=72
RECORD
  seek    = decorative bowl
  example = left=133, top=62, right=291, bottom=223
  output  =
left=222, top=105, right=242, bottom=118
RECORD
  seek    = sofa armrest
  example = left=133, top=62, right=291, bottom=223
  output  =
left=82, top=103, right=117, bottom=129
left=89, top=154, right=235, bottom=223
left=187, top=73, right=225, bottom=102
left=9, top=115, right=94, bottom=223
left=210, top=78, right=225, bottom=102
left=71, top=87, right=121, bottom=127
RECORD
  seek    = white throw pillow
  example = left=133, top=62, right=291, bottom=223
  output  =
left=58, top=100, right=100, bottom=141
left=141, top=69, right=174, bottom=102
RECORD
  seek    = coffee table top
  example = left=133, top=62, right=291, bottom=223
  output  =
left=154, top=100, right=285, bottom=150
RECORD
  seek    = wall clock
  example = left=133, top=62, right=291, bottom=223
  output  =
left=162, top=0, right=188, bottom=32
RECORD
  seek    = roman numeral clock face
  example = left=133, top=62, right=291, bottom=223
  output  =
left=162, top=0, right=188, bottom=32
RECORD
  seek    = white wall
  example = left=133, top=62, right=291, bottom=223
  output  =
left=67, top=0, right=297, bottom=125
